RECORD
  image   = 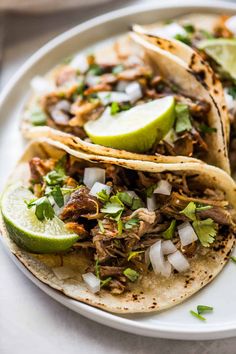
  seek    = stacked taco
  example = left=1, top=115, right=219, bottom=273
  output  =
left=1, top=14, right=236, bottom=313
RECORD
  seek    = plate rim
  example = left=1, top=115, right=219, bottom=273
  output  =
left=1, top=0, right=236, bottom=340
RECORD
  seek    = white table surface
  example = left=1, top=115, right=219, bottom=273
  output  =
left=1, top=1, right=236, bottom=353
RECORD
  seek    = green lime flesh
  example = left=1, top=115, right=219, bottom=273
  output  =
left=198, top=38, right=236, bottom=79
left=84, top=96, right=175, bottom=153
left=1, top=184, right=78, bottom=253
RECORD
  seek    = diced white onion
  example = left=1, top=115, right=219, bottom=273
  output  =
left=167, top=250, right=190, bottom=273
left=178, top=221, right=198, bottom=247
left=150, top=23, right=186, bottom=39
left=126, top=55, right=143, bottom=66
left=147, top=195, right=157, bottom=211
left=89, top=182, right=111, bottom=197
left=116, top=80, right=130, bottom=92
left=82, top=272, right=100, bottom=293
left=224, top=89, right=235, bottom=111
left=50, top=109, right=69, bottom=125
left=149, top=240, right=172, bottom=277
left=30, top=76, right=54, bottom=95
left=154, top=180, right=172, bottom=195
left=225, top=16, right=236, bottom=35
left=162, top=240, right=177, bottom=255
left=125, top=82, right=143, bottom=103
left=83, top=168, right=106, bottom=189
left=97, top=91, right=130, bottom=105
left=86, top=74, right=101, bottom=87
left=70, top=54, right=89, bottom=73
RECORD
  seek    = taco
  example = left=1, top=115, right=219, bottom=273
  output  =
left=132, top=13, right=236, bottom=176
left=21, top=32, right=229, bottom=172
left=1, top=138, right=235, bottom=313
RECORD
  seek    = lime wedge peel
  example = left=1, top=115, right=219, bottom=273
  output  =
left=1, top=184, right=78, bottom=253
left=84, top=96, right=175, bottom=153
left=198, top=38, right=236, bottom=79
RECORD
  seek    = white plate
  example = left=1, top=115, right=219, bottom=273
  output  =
left=1, top=0, right=236, bottom=340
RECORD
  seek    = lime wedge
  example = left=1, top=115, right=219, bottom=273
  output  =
left=1, top=184, right=78, bottom=253
left=198, top=38, right=236, bottom=79
left=84, top=96, right=175, bottom=153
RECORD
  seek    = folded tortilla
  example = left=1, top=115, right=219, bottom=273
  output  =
left=21, top=31, right=230, bottom=173
left=0, top=138, right=235, bottom=313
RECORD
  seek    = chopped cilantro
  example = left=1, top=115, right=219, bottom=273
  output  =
left=30, top=106, right=47, bottom=126
left=123, top=268, right=139, bottom=282
left=175, top=103, right=192, bottom=133
left=131, top=197, right=144, bottom=210
left=199, top=29, right=214, bottom=39
left=193, top=218, right=217, bottom=247
left=146, top=184, right=157, bottom=198
left=124, top=218, right=140, bottom=230
left=101, top=203, right=124, bottom=215
left=55, top=155, right=67, bottom=175
left=95, top=259, right=100, bottom=278
left=44, top=170, right=65, bottom=186
left=163, top=220, right=176, bottom=239
left=100, top=277, right=112, bottom=288
left=97, top=189, right=110, bottom=203
left=98, top=220, right=104, bottom=234
left=50, top=186, right=64, bottom=207
left=112, top=64, right=124, bottom=74
left=110, top=101, right=120, bottom=115
left=26, top=196, right=55, bottom=221
left=174, top=33, right=191, bottom=45
left=127, top=250, right=144, bottom=261
left=197, top=305, right=213, bottom=315
left=190, top=310, right=206, bottom=321
left=199, top=124, right=217, bottom=134
left=228, top=86, right=236, bottom=99
left=180, top=202, right=196, bottom=221
left=183, top=24, right=195, bottom=33
left=88, top=64, right=103, bottom=76
left=117, top=192, right=133, bottom=206
left=230, top=256, right=236, bottom=263
left=196, top=204, right=212, bottom=211
left=117, top=191, right=143, bottom=210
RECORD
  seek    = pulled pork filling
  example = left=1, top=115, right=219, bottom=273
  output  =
left=28, top=154, right=235, bottom=294
left=29, top=46, right=212, bottom=159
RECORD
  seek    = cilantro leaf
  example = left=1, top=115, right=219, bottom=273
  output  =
left=30, top=106, right=47, bottom=126
left=50, top=186, right=64, bottom=207
left=190, top=310, right=206, bottom=321
left=110, top=102, right=120, bottom=115
left=183, top=24, right=195, bottom=33
left=192, top=218, right=217, bottom=247
left=88, top=64, right=103, bottom=76
left=127, top=250, right=144, bottom=261
left=117, top=219, right=123, bottom=236
left=123, top=268, right=139, bottom=282
left=174, top=33, right=191, bottom=45
left=228, top=86, right=236, bottom=99
left=230, top=256, right=236, bottom=263
left=146, top=184, right=157, bottom=198
left=44, top=170, right=65, bottom=186
left=97, top=189, right=110, bottom=203
left=100, top=277, right=112, bottom=288
left=124, top=218, right=139, bottom=230
left=196, top=204, right=212, bottom=211
left=163, top=220, right=176, bottom=239
left=101, top=203, right=124, bottom=215
left=199, top=124, right=217, bottom=134
left=197, top=305, right=213, bottom=315
left=26, top=196, right=55, bottom=221
left=117, top=191, right=143, bottom=210
left=175, top=103, right=192, bottom=133
left=95, top=259, right=100, bottom=278
left=180, top=202, right=196, bottom=221
left=199, top=29, right=214, bottom=39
